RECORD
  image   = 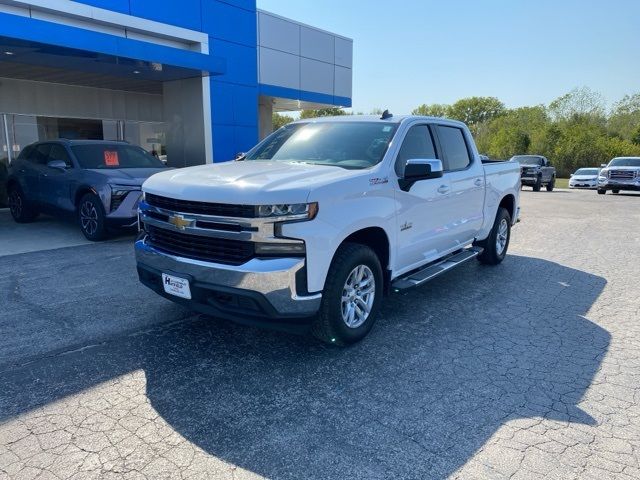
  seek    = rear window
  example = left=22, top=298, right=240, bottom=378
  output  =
left=71, top=144, right=165, bottom=169
left=436, top=126, right=471, bottom=171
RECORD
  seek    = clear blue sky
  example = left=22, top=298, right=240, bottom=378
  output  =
left=257, top=0, right=640, bottom=114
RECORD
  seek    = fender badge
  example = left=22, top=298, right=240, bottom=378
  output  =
left=369, top=177, right=389, bottom=185
left=400, top=221, right=413, bottom=231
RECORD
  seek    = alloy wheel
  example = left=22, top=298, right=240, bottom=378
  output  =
left=496, top=218, right=509, bottom=255
left=341, top=264, right=376, bottom=328
left=80, top=201, right=98, bottom=236
left=8, top=190, right=22, bottom=218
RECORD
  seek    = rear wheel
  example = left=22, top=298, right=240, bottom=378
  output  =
left=8, top=185, right=38, bottom=223
left=311, top=243, right=383, bottom=346
left=78, top=193, right=108, bottom=241
left=546, top=177, right=555, bottom=192
left=612, top=189, right=620, bottom=194
left=597, top=189, right=606, bottom=195
left=477, top=207, right=511, bottom=265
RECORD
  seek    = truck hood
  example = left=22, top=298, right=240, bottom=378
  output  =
left=142, top=161, right=367, bottom=204
left=89, top=167, right=169, bottom=186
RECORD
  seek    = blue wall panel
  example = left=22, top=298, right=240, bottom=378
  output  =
left=202, top=1, right=256, bottom=47
left=129, top=0, right=202, bottom=31
left=209, top=39, right=257, bottom=87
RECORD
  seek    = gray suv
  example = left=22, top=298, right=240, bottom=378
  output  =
left=7, top=140, right=169, bottom=240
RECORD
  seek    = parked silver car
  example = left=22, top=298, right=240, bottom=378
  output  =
left=6, top=139, right=169, bottom=240
left=569, top=167, right=600, bottom=189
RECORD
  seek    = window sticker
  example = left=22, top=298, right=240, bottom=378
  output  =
left=104, top=150, right=119, bottom=166
left=382, top=126, right=392, bottom=132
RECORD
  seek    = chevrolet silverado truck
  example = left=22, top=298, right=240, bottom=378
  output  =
left=513, top=155, right=556, bottom=191
left=135, top=114, right=520, bottom=345
left=597, top=157, right=640, bottom=194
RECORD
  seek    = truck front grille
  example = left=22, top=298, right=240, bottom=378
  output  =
left=146, top=194, right=256, bottom=218
left=609, top=170, right=635, bottom=180
left=145, top=224, right=254, bottom=265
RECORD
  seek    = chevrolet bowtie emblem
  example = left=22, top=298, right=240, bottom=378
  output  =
left=168, top=214, right=193, bottom=230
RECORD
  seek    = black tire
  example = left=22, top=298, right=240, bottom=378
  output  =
left=546, top=177, right=555, bottom=192
left=311, top=243, right=383, bottom=346
left=597, top=189, right=606, bottom=195
left=612, top=189, right=620, bottom=194
left=78, top=192, right=108, bottom=241
left=8, top=184, right=38, bottom=223
left=477, top=207, right=511, bottom=265
left=532, top=176, right=542, bottom=192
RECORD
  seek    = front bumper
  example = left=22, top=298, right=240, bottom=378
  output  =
left=135, top=238, right=322, bottom=323
left=569, top=181, right=598, bottom=189
left=520, top=176, right=538, bottom=185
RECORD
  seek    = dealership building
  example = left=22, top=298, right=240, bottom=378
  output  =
left=0, top=0, right=353, bottom=167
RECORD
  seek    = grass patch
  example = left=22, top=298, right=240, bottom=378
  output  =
left=555, top=178, right=569, bottom=189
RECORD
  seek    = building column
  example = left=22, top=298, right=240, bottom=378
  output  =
left=258, top=97, right=274, bottom=141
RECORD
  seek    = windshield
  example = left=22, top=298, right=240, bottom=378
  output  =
left=574, top=168, right=599, bottom=175
left=71, top=144, right=166, bottom=169
left=513, top=155, right=544, bottom=166
left=608, top=158, right=640, bottom=167
left=245, top=122, right=398, bottom=169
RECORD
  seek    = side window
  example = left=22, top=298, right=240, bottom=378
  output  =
left=31, top=144, right=52, bottom=165
left=436, top=126, right=471, bottom=171
left=49, top=145, right=72, bottom=167
left=17, top=145, right=33, bottom=161
left=395, top=125, right=437, bottom=176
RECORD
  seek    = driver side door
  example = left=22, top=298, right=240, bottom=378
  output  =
left=393, top=124, right=454, bottom=275
left=39, top=144, right=75, bottom=212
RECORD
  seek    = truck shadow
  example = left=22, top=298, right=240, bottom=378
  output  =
left=0, top=254, right=609, bottom=479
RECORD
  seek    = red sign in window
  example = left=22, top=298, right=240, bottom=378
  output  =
left=104, top=150, right=119, bottom=166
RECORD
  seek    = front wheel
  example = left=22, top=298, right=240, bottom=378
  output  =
left=311, top=243, right=383, bottom=346
left=477, top=207, right=511, bottom=265
left=532, top=176, right=542, bottom=192
left=78, top=193, right=108, bottom=241
left=597, top=189, right=606, bottom=195
left=612, top=189, right=620, bottom=194
left=8, top=185, right=38, bottom=223
left=546, top=177, right=555, bottom=191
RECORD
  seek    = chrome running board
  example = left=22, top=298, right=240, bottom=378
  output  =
left=392, top=247, right=482, bottom=291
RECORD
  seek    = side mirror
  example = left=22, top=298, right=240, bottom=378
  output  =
left=600, top=163, right=607, bottom=168
left=234, top=152, right=246, bottom=161
left=47, top=160, right=68, bottom=171
left=400, top=159, right=443, bottom=191
left=570, top=174, right=574, bottom=177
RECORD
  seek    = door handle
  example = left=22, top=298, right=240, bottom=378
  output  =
left=474, top=178, right=483, bottom=186
left=437, top=185, right=450, bottom=194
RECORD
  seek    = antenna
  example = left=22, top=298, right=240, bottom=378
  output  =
left=380, top=109, right=393, bottom=120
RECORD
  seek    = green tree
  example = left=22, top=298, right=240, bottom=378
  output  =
left=448, top=97, right=506, bottom=132
left=608, top=93, right=640, bottom=142
left=548, top=87, right=606, bottom=122
left=299, top=107, right=347, bottom=119
left=411, top=103, right=450, bottom=118
left=272, top=112, right=294, bottom=130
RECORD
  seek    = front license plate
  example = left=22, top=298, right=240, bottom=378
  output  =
left=162, top=273, right=192, bottom=299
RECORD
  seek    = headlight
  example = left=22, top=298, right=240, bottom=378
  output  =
left=110, top=185, right=140, bottom=210
left=256, top=202, right=318, bottom=219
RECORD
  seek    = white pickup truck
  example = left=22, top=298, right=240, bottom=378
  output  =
left=135, top=114, right=520, bottom=345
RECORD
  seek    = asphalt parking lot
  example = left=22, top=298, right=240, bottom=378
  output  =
left=1, top=189, right=639, bottom=480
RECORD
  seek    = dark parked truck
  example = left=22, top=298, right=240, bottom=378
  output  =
left=512, top=155, right=556, bottom=191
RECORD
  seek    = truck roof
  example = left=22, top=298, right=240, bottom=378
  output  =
left=293, top=114, right=468, bottom=128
